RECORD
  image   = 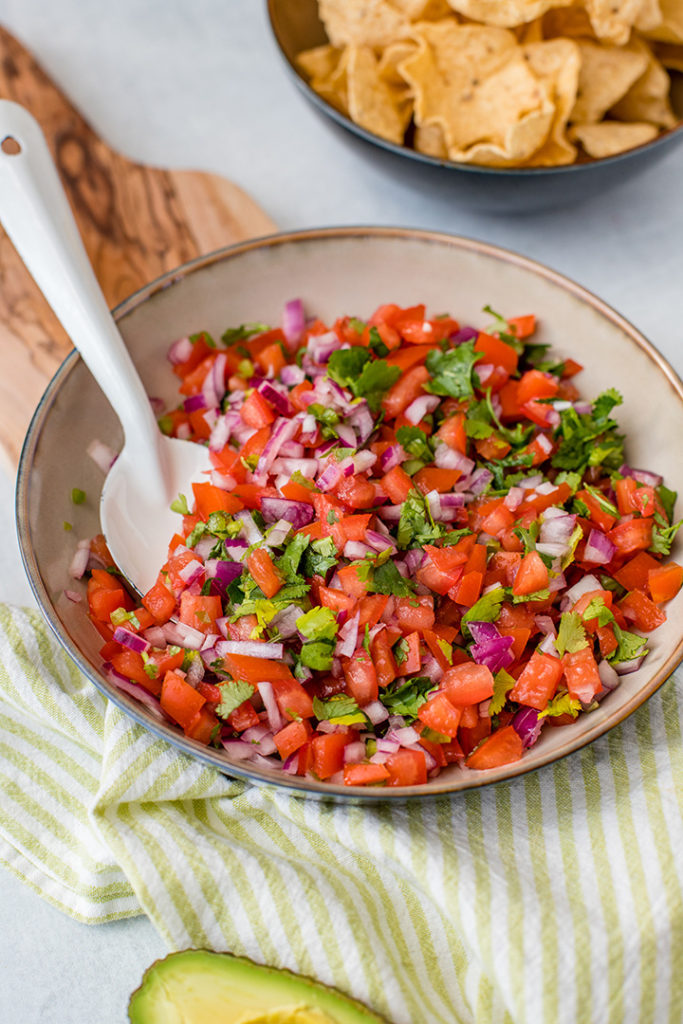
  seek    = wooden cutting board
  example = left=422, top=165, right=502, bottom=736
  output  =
left=0, top=25, right=276, bottom=472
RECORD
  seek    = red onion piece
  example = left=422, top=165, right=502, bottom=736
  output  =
left=260, top=496, right=314, bottom=528
left=435, top=444, right=474, bottom=475
left=87, top=439, right=118, bottom=474
left=619, top=464, right=663, bottom=489
left=282, top=298, right=305, bottom=349
left=216, top=640, right=284, bottom=660
left=258, top=379, right=292, bottom=416
left=183, top=393, right=207, bottom=413
left=583, top=529, right=616, bottom=565
left=113, top=626, right=150, bottom=655
left=512, top=707, right=542, bottom=749
left=451, top=326, right=478, bottom=344
left=221, top=739, right=256, bottom=761
left=343, top=741, right=368, bottom=764
left=168, top=335, right=194, bottom=364
left=258, top=681, right=284, bottom=732
left=364, top=700, right=390, bottom=725
left=104, top=665, right=168, bottom=722
left=598, top=659, right=620, bottom=690
left=69, top=543, right=91, bottom=580
left=404, top=394, right=440, bottom=425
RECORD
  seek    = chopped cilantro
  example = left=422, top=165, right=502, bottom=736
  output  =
left=599, top=574, right=626, bottom=601
left=555, top=612, right=588, bottom=657
left=170, top=493, right=190, bottom=516
left=554, top=471, right=583, bottom=495
left=368, top=326, right=389, bottom=357
left=71, top=488, right=86, bottom=505
left=63, top=521, right=73, bottom=532
left=461, top=587, right=505, bottom=636
left=353, top=358, right=401, bottom=412
left=656, top=484, right=677, bottom=523
left=396, top=425, right=432, bottom=462
left=296, top=606, right=338, bottom=643
left=313, top=694, right=366, bottom=725
left=110, top=607, right=141, bottom=629
left=327, top=348, right=371, bottom=387
left=299, top=641, right=335, bottom=671
left=482, top=305, right=524, bottom=354
left=393, top=637, right=409, bottom=667
left=221, top=323, right=269, bottom=345
left=489, top=451, right=534, bottom=490
left=464, top=399, right=494, bottom=440
left=583, top=484, right=618, bottom=518
left=158, top=415, right=174, bottom=436
left=581, top=596, right=614, bottom=627
left=609, top=624, right=648, bottom=665
left=538, top=692, right=582, bottom=719
left=552, top=389, right=624, bottom=473
left=380, top=676, right=437, bottom=720
left=189, top=330, right=216, bottom=348
left=278, top=533, right=310, bottom=579
left=649, top=514, right=682, bottom=556
left=397, top=490, right=448, bottom=548
left=490, top=668, right=516, bottom=715
left=511, top=588, right=551, bottom=604
left=216, top=680, right=255, bottom=719
left=425, top=340, right=481, bottom=400
left=368, top=559, right=416, bottom=597
left=302, top=536, right=338, bottom=578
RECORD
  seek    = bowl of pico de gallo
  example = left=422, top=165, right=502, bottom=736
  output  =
left=16, top=227, right=683, bottom=798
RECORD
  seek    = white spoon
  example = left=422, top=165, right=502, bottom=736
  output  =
left=0, top=100, right=209, bottom=594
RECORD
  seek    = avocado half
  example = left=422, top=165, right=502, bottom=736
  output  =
left=128, top=949, right=390, bottom=1024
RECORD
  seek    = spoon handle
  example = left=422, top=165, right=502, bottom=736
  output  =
left=0, top=100, right=164, bottom=484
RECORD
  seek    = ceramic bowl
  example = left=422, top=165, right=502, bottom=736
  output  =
left=267, top=0, right=683, bottom=213
left=16, top=227, right=683, bottom=800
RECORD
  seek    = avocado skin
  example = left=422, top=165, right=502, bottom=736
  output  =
left=128, top=949, right=390, bottom=1024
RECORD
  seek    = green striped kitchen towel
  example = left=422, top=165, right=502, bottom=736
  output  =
left=1, top=604, right=683, bottom=1024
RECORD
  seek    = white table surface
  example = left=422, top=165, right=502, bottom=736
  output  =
left=0, top=1, right=681, bottom=1020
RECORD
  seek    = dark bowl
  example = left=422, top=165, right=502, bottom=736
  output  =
left=267, top=0, right=683, bottom=213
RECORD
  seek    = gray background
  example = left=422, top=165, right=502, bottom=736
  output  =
left=0, top=1, right=681, bottom=1020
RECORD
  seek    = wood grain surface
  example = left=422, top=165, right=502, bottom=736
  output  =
left=0, top=25, right=276, bottom=471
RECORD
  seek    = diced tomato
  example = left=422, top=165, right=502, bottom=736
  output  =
left=607, top=519, right=653, bottom=557
left=466, top=725, right=524, bottom=770
left=319, top=587, right=357, bottom=614
left=240, top=389, right=276, bottom=427
left=563, top=646, right=603, bottom=704
left=337, top=564, right=368, bottom=600
left=335, top=475, right=377, bottom=510
left=312, top=733, right=349, bottom=780
left=246, top=548, right=283, bottom=599
left=613, top=551, right=661, bottom=592
left=381, top=466, right=414, bottom=504
left=160, top=670, right=206, bottom=730
left=343, top=652, right=378, bottom=706
left=330, top=514, right=373, bottom=550
left=371, top=629, right=399, bottom=689
left=179, top=592, right=222, bottom=635
left=449, top=570, right=483, bottom=607
left=274, top=720, right=313, bottom=760
left=436, top=412, right=467, bottom=454
left=227, top=700, right=260, bottom=733
left=142, top=578, right=176, bottom=625
left=192, top=481, right=243, bottom=519
left=255, top=342, right=286, bottom=378
left=413, top=467, right=462, bottom=494
left=418, top=692, right=462, bottom=738
left=571, top=589, right=613, bottom=632
left=343, top=762, right=390, bottom=786
left=222, top=653, right=296, bottom=686
left=575, top=488, right=617, bottom=532
left=173, top=335, right=214, bottom=380
left=442, top=662, right=494, bottom=706
left=507, top=315, right=536, bottom=339
left=271, top=678, right=315, bottom=722
left=382, top=365, right=429, bottom=420
left=395, top=595, right=435, bottom=633
left=184, top=706, right=219, bottom=745
left=385, top=749, right=428, bottom=787
left=512, top=551, right=549, bottom=597
left=517, top=369, right=559, bottom=405
left=508, top=650, right=563, bottom=710
left=474, top=331, right=518, bottom=375
left=649, top=563, right=683, bottom=604
left=619, top=590, right=666, bottom=631
left=358, top=594, right=389, bottom=629
left=110, top=648, right=159, bottom=693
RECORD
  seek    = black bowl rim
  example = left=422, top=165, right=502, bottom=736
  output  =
left=15, top=225, right=683, bottom=802
left=266, top=0, right=683, bottom=178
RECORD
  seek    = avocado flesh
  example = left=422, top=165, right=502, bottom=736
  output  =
left=128, top=950, right=388, bottom=1024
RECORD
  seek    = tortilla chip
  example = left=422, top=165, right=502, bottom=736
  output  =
left=570, top=39, right=649, bottom=122
left=523, top=38, right=581, bottom=164
left=378, top=39, right=420, bottom=87
left=297, top=44, right=345, bottom=84
left=393, top=0, right=453, bottom=17
left=399, top=23, right=556, bottom=162
left=652, top=39, right=683, bottom=68
left=518, top=17, right=545, bottom=42
left=347, top=45, right=413, bottom=143
left=318, top=0, right=410, bottom=47
left=641, top=0, right=683, bottom=41
left=634, top=0, right=664, bottom=31
left=444, top=0, right=574, bottom=27
left=583, top=0, right=649, bottom=45
left=541, top=7, right=596, bottom=35
left=414, top=121, right=449, bottom=155
left=569, top=119, right=659, bottom=155
left=610, top=37, right=676, bottom=127
left=305, top=46, right=351, bottom=116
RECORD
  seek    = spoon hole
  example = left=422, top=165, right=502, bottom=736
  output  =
left=1, top=136, right=22, bottom=156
